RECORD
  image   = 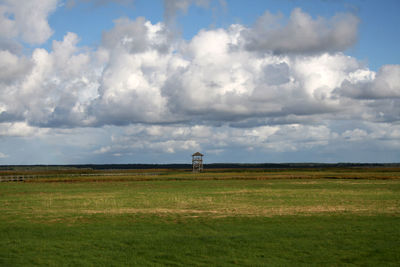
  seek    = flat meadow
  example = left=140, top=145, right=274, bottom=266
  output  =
left=0, top=167, right=400, bottom=266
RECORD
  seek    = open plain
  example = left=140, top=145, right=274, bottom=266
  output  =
left=1, top=167, right=400, bottom=266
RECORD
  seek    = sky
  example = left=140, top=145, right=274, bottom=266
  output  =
left=0, top=0, right=399, bottom=164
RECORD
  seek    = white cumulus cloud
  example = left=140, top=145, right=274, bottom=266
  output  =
left=0, top=0, right=57, bottom=45
left=0, top=4, right=399, bottom=163
left=242, top=8, right=359, bottom=54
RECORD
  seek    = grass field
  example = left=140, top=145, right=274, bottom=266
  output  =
left=1, top=168, right=400, bottom=266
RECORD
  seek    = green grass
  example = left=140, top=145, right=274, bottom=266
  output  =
left=1, top=169, right=400, bottom=266
left=1, top=215, right=399, bottom=266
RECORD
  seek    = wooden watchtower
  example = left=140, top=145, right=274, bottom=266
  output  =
left=192, top=152, right=204, bottom=173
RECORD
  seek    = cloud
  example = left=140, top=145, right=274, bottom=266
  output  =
left=0, top=38, right=22, bottom=54
left=94, top=145, right=111, bottom=154
left=101, top=17, right=171, bottom=54
left=242, top=8, right=359, bottom=54
left=91, top=17, right=176, bottom=125
left=0, top=122, right=48, bottom=137
left=163, top=0, right=209, bottom=26
left=0, top=5, right=399, bottom=164
left=335, top=65, right=400, bottom=99
left=1, top=13, right=398, bottom=129
left=342, top=128, right=368, bottom=141
left=0, top=32, right=97, bottom=128
left=0, top=50, right=32, bottom=84
left=87, top=123, right=337, bottom=158
left=0, top=1, right=399, bottom=164
left=161, top=26, right=366, bottom=125
left=331, top=65, right=400, bottom=123
left=65, top=0, right=134, bottom=9
left=83, top=120, right=400, bottom=163
left=0, top=152, right=8, bottom=158
left=0, top=0, right=57, bottom=45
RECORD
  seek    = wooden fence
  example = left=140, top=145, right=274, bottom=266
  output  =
left=0, top=172, right=162, bottom=182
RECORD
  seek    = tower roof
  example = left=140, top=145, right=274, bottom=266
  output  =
left=192, top=152, right=203, bottom=156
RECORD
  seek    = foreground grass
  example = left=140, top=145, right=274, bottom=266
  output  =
left=1, top=215, right=399, bottom=266
left=1, top=171, right=400, bottom=265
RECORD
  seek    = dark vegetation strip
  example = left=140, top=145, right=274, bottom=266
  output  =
left=1, top=162, right=400, bottom=171
left=1, top=166, right=400, bottom=182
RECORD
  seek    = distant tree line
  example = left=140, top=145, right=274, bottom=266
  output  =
left=1, top=162, right=399, bottom=171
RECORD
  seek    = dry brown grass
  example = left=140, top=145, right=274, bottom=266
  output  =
left=78, top=204, right=400, bottom=217
left=1, top=176, right=400, bottom=223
